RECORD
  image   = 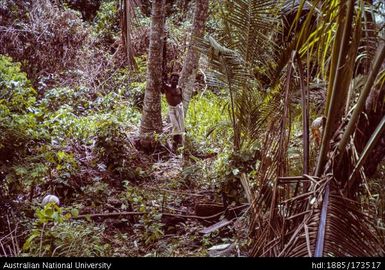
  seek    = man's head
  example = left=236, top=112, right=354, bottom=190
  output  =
left=170, top=73, right=179, bottom=88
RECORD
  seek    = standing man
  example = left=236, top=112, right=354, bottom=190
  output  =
left=162, top=73, right=185, bottom=151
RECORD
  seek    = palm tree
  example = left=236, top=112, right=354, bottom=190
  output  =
left=252, top=0, right=385, bottom=257
left=200, top=0, right=385, bottom=256
left=139, top=0, right=165, bottom=147
left=196, top=0, right=279, bottom=152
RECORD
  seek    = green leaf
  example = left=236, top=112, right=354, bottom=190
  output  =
left=70, top=208, right=79, bottom=218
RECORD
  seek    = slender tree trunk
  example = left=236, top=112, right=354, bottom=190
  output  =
left=121, top=0, right=137, bottom=70
left=139, top=0, right=165, bottom=144
left=179, top=0, right=209, bottom=115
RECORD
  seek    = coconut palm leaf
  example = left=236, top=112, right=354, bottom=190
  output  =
left=197, top=36, right=259, bottom=150
left=220, top=0, right=279, bottom=65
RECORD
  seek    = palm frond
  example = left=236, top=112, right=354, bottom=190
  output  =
left=220, top=0, right=281, bottom=85
left=199, top=37, right=299, bottom=154
left=250, top=173, right=384, bottom=256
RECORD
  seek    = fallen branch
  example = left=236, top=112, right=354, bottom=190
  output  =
left=200, top=218, right=234, bottom=235
left=77, top=211, right=142, bottom=219
left=76, top=204, right=249, bottom=221
left=77, top=211, right=223, bottom=221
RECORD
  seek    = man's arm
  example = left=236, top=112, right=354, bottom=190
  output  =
left=176, top=86, right=182, bottom=97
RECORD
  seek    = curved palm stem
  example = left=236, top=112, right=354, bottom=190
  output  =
left=337, top=38, right=385, bottom=154
left=315, top=0, right=355, bottom=177
left=349, top=114, right=385, bottom=181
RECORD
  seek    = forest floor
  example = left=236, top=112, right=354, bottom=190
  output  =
left=86, top=149, right=250, bottom=257
left=1, top=129, right=250, bottom=257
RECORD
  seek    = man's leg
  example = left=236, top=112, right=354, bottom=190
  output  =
left=172, top=134, right=183, bottom=152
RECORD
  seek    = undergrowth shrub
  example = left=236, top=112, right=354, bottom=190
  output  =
left=0, top=55, right=42, bottom=195
left=0, top=53, right=145, bottom=202
left=0, top=0, right=88, bottom=88
left=23, top=203, right=110, bottom=256
left=94, top=117, right=148, bottom=184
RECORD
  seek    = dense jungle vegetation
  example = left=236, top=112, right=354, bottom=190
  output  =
left=1, top=0, right=385, bottom=257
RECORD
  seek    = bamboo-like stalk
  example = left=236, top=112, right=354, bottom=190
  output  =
left=223, top=56, right=240, bottom=151
left=314, top=0, right=355, bottom=257
left=297, top=54, right=310, bottom=175
left=315, top=0, right=354, bottom=177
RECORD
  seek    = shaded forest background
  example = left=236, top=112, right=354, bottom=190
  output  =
left=1, top=0, right=385, bottom=257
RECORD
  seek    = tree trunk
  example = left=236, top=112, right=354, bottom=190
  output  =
left=121, top=0, right=137, bottom=70
left=179, top=0, right=209, bottom=115
left=139, top=0, right=165, bottom=146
